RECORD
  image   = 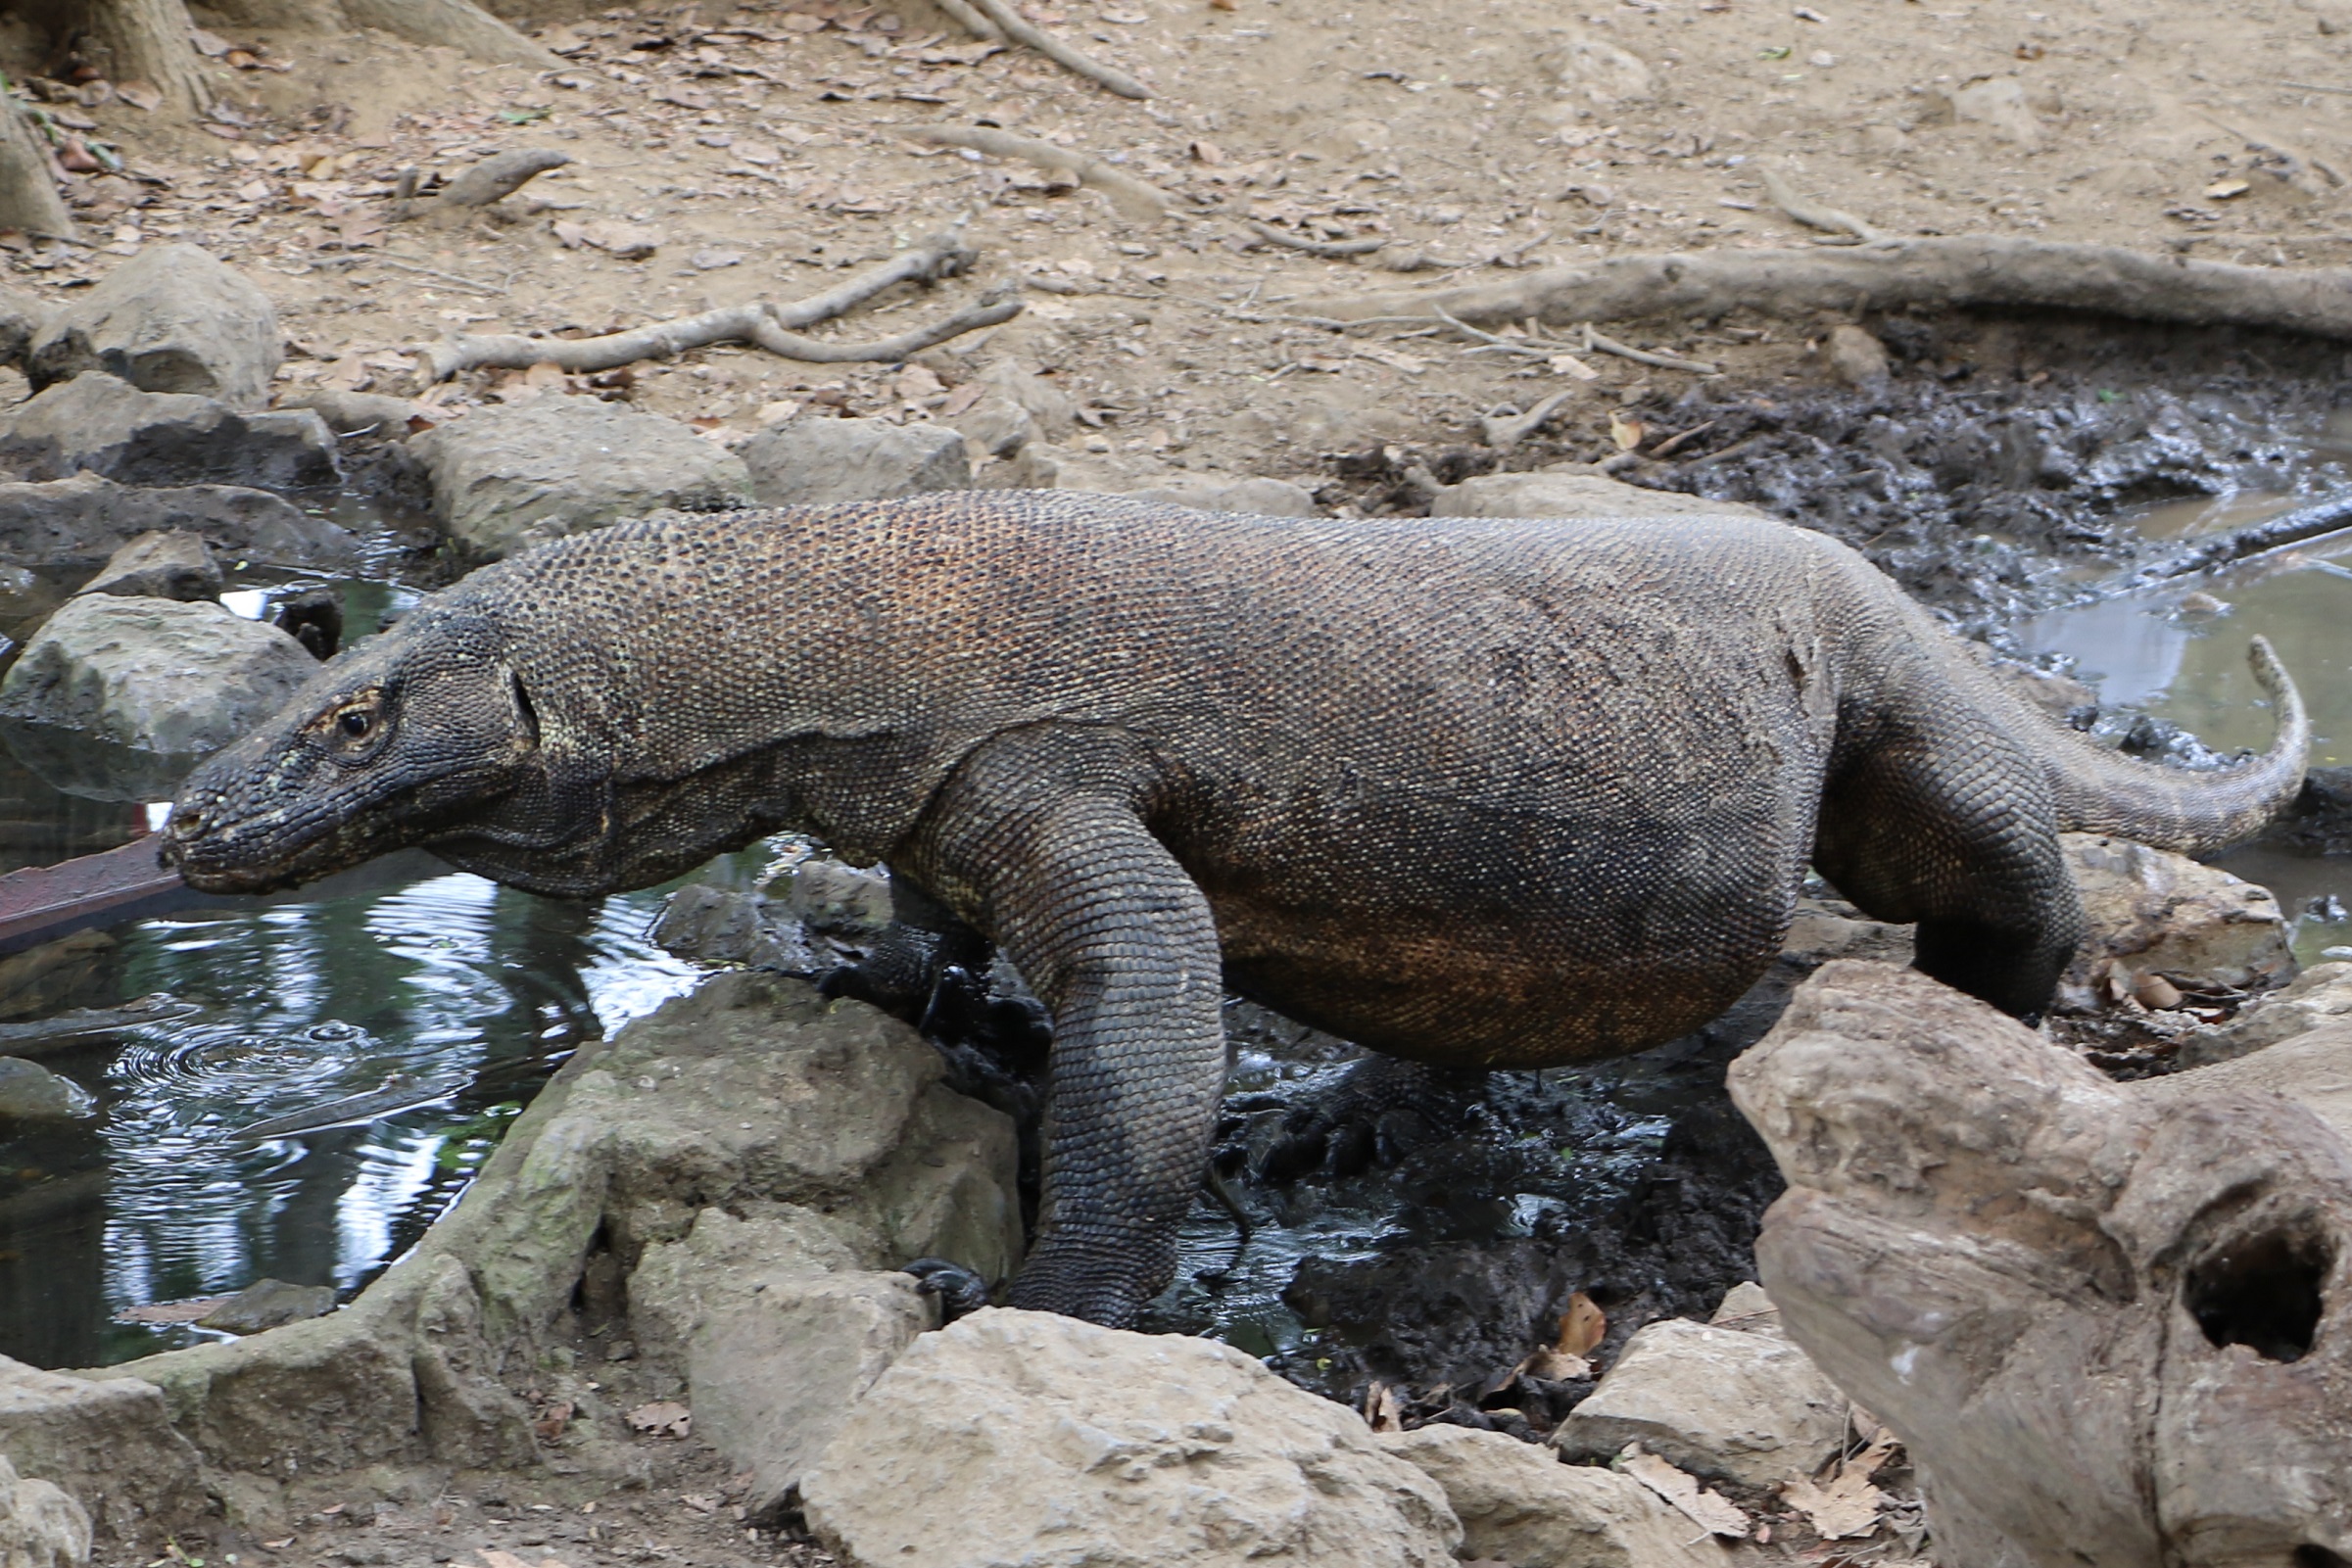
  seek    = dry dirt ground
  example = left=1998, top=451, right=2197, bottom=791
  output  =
left=37, top=0, right=2352, bottom=1563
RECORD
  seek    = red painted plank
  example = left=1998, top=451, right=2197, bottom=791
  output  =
left=0, top=836, right=183, bottom=945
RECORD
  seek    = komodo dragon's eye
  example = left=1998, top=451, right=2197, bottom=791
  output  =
left=339, top=711, right=372, bottom=738
left=314, top=691, right=388, bottom=755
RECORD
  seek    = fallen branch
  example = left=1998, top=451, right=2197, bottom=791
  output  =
left=414, top=226, right=1007, bottom=381
left=1297, top=238, right=2352, bottom=341
left=2140, top=490, right=2352, bottom=581
left=1760, top=168, right=1891, bottom=246
left=1246, top=221, right=1385, bottom=259
left=958, top=0, right=1149, bottom=98
left=907, top=124, right=1169, bottom=220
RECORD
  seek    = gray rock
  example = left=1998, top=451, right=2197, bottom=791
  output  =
left=0, top=374, right=339, bottom=491
left=0, top=1059, right=92, bottom=1121
left=2181, top=962, right=2352, bottom=1065
left=1376, top=1426, right=1729, bottom=1568
left=1429, top=471, right=1772, bottom=519
left=801, top=1307, right=1463, bottom=1568
left=936, top=392, right=1036, bottom=459
left=2059, top=832, right=2294, bottom=1011
left=650, top=884, right=824, bottom=973
left=77, top=531, right=219, bottom=602
left=28, top=244, right=283, bottom=408
left=195, top=1279, right=338, bottom=1335
left=1549, top=1314, right=1848, bottom=1488
left=0, top=1355, right=202, bottom=1541
left=742, top=416, right=971, bottom=508
left=631, top=1212, right=928, bottom=1520
left=2144, top=1021, right=2352, bottom=1145
left=972, top=359, right=1078, bottom=440
left=0, top=1454, right=90, bottom=1568
left=1123, top=475, right=1321, bottom=516
left=0, top=473, right=357, bottom=573
left=784, top=858, right=894, bottom=933
left=409, top=396, right=751, bottom=560
left=1825, top=323, right=1891, bottom=389
left=0, top=596, right=315, bottom=798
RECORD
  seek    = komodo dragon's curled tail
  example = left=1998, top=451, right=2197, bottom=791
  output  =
left=158, top=494, right=2311, bottom=1326
left=2041, top=636, right=2306, bottom=856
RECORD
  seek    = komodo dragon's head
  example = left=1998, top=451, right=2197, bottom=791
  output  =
left=162, top=600, right=587, bottom=894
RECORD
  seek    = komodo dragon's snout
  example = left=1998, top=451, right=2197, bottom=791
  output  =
left=151, top=493, right=2313, bottom=1328
left=166, top=607, right=572, bottom=894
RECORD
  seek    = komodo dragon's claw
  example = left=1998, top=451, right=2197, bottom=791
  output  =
left=901, top=1257, right=993, bottom=1323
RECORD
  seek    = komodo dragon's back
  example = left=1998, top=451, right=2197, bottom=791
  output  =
left=162, top=491, right=2309, bottom=1325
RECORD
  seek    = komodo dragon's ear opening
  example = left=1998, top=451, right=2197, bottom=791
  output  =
left=510, top=670, right=541, bottom=747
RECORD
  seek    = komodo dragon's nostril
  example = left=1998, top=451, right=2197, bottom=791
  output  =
left=166, top=807, right=208, bottom=841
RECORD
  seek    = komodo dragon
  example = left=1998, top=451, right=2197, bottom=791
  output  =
left=162, top=492, right=2309, bottom=1326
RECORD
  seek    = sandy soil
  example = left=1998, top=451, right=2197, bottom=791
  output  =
left=18, top=0, right=2352, bottom=491
left=36, top=0, right=2352, bottom=1561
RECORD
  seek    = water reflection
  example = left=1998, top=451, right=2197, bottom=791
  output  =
left=0, top=859, right=701, bottom=1369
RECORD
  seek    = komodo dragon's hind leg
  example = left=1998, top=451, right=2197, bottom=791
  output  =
left=1814, top=723, right=2085, bottom=1017
left=898, top=730, right=1228, bottom=1327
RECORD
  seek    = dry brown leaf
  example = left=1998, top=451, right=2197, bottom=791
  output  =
left=1190, top=138, right=1226, bottom=165
left=580, top=219, right=660, bottom=260
left=627, top=1400, right=692, bottom=1438
left=1523, top=1348, right=1593, bottom=1380
left=1364, top=1381, right=1404, bottom=1433
left=1608, top=411, right=1646, bottom=451
left=1549, top=353, right=1601, bottom=380
left=1781, top=1470, right=1885, bottom=1540
left=1556, top=1291, right=1607, bottom=1357
left=533, top=1399, right=575, bottom=1441
left=1619, top=1445, right=1749, bottom=1539
left=115, top=80, right=162, bottom=111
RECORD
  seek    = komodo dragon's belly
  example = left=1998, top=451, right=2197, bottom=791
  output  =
left=1170, top=775, right=1808, bottom=1070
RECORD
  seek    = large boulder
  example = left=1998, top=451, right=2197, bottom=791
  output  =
left=409, top=396, right=751, bottom=559
left=27, top=244, right=283, bottom=409
left=1377, top=1426, right=1732, bottom=1568
left=0, top=595, right=315, bottom=799
left=1549, top=1312, right=1848, bottom=1488
left=0, top=374, right=338, bottom=491
left=800, top=1307, right=1463, bottom=1568
left=0, top=1356, right=201, bottom=1540
left=2059, top=832, right=2294, bottom=1008
left=0, top=473, right=357, bottom=573
left=1429, top=471, right=1772, bottom=519
left=92, top=972, right=1020, bottom=1540
left=742, top=415, right=971, bottom=507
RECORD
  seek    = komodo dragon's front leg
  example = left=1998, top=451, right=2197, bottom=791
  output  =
left=896, top=728, right=1226, bottom=1325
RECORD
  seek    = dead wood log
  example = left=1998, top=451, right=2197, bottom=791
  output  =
left=1728, top=960, right=2352, bottom=1568
left=904, top=124, right=1170, bottom=221
left=957, top=0, right=1147, bottom=98
left=0, top=95, right=74, bottom=241
left=415, top=226, right=1013, bottom=381
left=1298, top=238, right=2352, bottom=342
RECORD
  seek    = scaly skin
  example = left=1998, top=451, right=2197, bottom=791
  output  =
left=162, top=493, right=2309, bottom=1325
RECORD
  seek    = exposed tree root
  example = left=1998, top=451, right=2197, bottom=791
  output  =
left=905, top=125, right=1169, bottom=220
left=413, top=226, right=1016, bottom=381
left=932, top=0, right=1002, bottom=39
left=958, top=0, right=1148, bottom=98
left=1760, top=168, right=1891, bottom=246
left=1298, top=238, right=2352, bottom=341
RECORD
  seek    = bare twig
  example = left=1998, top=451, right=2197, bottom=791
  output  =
left=2139, top=490, right=2352, bottom=581
left=414, top=225, right=1004, bottom=381
left=312, top=253, right=507, bottom=295
left=1479, top=388, right=1579, bottom=451
left=1583, top=324, right=1719, bottom=374
left=1646, top=419, right=1718, bottom=458
left=905, top=124, right=1169, bottom=220
left=958, top=0, right=1150, bottom=98
left=1434, top=307, right=1546, bottom=356
left=1246, top=221, right=1386, bottom=259
left=1760, top=168, right=1891, bottom=246
left=931, top=0, right=1003, bottom=41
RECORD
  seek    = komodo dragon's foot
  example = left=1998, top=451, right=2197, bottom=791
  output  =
left=1236, top=1055, right=1491, bottom=1183
left=901, top=1257, right=993, bottom=1323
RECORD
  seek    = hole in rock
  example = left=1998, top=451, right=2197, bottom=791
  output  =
left=2184, top=1227, right=2331, bottom=1363
left=2294, top=1547, right=2349, bottom=1568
